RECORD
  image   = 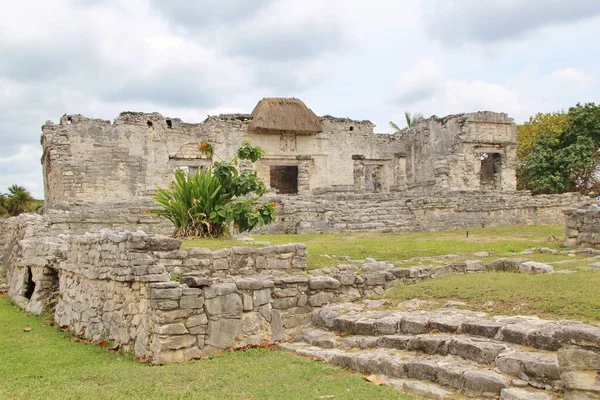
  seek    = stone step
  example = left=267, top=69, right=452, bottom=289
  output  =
left=386, top=377, right=455, bottom=400
left=295, top=328, right=561, bottom=389
left=312, top=304, right=600, bottom=352
left=279, top=342, right=560, bottom=398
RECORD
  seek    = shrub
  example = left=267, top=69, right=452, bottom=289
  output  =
left=150, top=141, right=276, bottom=238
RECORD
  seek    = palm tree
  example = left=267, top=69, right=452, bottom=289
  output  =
left=404, top=111, right=424, bottom=127
left=389, top=111, right=425, bottom=132
left=4, top=185, right=34, bottom=216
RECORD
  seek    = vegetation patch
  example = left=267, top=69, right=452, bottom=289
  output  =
left=385, top=271, right=600, bottom=324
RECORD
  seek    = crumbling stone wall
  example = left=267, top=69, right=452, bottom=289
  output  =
left=3, top=213, right=595, bottom=366
left=563, top=202, right=600, bottom=248
left=41, top=108, right=519, bottom=212
left=261, top=191, right=582, bottom=234
left=400, top=112, right=517, bottom=192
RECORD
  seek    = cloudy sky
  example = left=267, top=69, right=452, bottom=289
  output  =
left=1, top=0, right=599, bottom=198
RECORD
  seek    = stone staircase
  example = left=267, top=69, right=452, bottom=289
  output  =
left=279, top=303, right=600, bottom=399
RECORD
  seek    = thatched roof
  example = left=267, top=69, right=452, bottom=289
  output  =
left=247, top=98, right=323, bottom=134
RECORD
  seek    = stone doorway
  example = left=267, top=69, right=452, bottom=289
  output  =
left=270, top=166, right=299, bottom=194
left=480, top=153, right=502, bottom=190
left=23, top=267, right=36, bottom=300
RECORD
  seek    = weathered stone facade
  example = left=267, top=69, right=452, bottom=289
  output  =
left=44, top=109, right=516, bottom=209
left=39, top=98, right=582, bottom=235
left=563, top=202, right=600, bottom=248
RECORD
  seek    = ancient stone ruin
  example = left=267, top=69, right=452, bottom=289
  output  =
left=41, top=97, right=581, bottom=234
left=1, top=98, right=599, bottom=399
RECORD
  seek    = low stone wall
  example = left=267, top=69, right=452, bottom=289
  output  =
left=0, top=213, right=580, bottom=365
left=260, top=191, right=582, bottom=234
left=38, top=191, right=582, bottom=236
left=156, top=244, right=306, bottom=278
left=564, top=201, right=600, bottom=248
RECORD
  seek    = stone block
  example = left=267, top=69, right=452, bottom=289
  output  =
left=213, top=258, right=229, bottom=271
left=154, top=323, right=188, bottom=335
left=333, top=273, right=356, bottom=285
left=185, top=314, right=208, bottom=328
left=400, top=313, right=430, bottom=334
left=309, top=291, right=334, bottom=307
left=274, top=287, right=299, bottom=297
left=363, top=273, right=386, bottom=286
left=180, top=296, right=204, bottom=309
left=235, top=278, right=274, bottom=290
left=462, top=369, right=510, bottom=397
left=519, top=261, right=554, bottom=274
left=271, top=310, right=285, bottom=341
left=149, top=287, right=182, bottom=300
left=149, top=300, right=179, bottom=310
left=500, top=388, right=552, bottom=400
left=558, top=347, right=600, bottom=371
left=158, top=334, right=196, bottom=350
left=253, top=288, right=272, bottom=307
left=461, top=319, right=504, bottom=338
left=206, top=318, right=241, bottom=349
left=203, top=283, right=237, bottom=299
left=448, top=337, right=506, bottom=365
left=272, top=297, right=297, bottom=309
left=242, top=293, right=253, bottom=311
left=308, top=276, right=341, bottom=290
left=204, top=293, right=242, bottom=316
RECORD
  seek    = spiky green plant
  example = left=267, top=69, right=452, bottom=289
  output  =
left=150, top=142, right=276, bottom=238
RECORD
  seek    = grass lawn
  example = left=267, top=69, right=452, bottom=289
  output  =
left=385, top=271, right=600, bottom=324
left=184, top=225, right=569, bottom=268
left=0, top=295, right=409, bottom=400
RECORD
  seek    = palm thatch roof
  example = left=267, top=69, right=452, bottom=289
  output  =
left=247, top=98, right=323, bottom=134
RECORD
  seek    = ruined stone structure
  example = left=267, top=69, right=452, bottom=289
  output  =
left=40, top=97, right=580, bottom=234
left=2, top=97, right=598, bottom=398
left=2, top=214, right=600, bottom=399
left=564, top=202, right=600, bottom=248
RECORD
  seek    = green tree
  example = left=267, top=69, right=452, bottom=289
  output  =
left=150, top=141, right=276, bottom=238
left=0, top=185, right=35, bottom=217
left=518, top=103, right=600, bottom=194
left=517, top=111, right=568, bottom=162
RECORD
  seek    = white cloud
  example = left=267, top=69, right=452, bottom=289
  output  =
left=421, top=0, right=600, bottom=45
left=0, top=145, right=43, bottom=199
left=391, top=59, right=444, bottom=104
left=550, top=68, right=590, bottom=89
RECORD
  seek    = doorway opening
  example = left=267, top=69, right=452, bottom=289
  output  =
left=24, top=267, right=36, bottom=300
left=480, top=153, right=502, bottom=190
left=270, top=166, right=298, bottom=194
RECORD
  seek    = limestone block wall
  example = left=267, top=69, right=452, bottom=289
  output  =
left=563, top=202, right=600, bottom=248
left=260, top=191, right=583, bottom=234
left=155, top=244, right=306, bottom=278
left=41, top=107, right=519, bottom=220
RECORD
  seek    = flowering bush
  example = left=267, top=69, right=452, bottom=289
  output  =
left=150, top=142, right=276, bottom=238
left=199, top=141, right=214, bottom=158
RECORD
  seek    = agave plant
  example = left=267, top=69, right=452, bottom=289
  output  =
left=150, top=142, right=276, bottom=238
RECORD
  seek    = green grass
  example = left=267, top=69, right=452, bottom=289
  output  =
left=183, top=225, right=568, bottom=269
left=385, top=271, right=600, bottom=324
left=0, top=295, right=409, bottom=400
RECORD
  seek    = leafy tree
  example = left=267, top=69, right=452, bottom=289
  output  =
left=389, top=111, right=425, bottom=132
left=518, top=103, right=600, bottom=194
left=517, top=111, right=568, bottom=162
left=150, top=141, right=276, bottom=238
left=0, top=185, right=35, bottom=217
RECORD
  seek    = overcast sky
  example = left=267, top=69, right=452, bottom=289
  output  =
left=1, top=0, right=599, bottom=199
